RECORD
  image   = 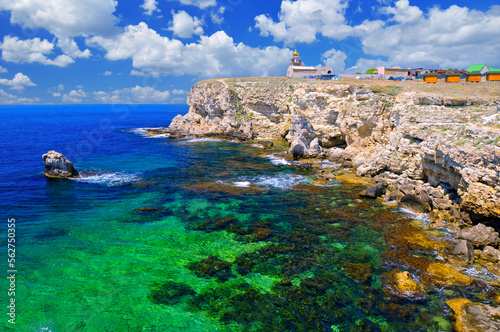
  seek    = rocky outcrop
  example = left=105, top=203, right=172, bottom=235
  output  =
left=446, top=298, right=500, bottom=332
left=42, top=151, right=79, bottom=178
left=457, top=223, right=500, bottom=249
left=165, top=78, right=500, bottom=221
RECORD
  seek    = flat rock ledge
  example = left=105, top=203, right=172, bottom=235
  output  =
left=42, top=151, right=79, bottom=178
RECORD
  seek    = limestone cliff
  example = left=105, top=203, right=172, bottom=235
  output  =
left=165, top=77, right=500, bottom=221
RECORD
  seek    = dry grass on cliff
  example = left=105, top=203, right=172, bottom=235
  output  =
left=201, top=77, right=499, bottom=100
left=339, top=78, right=500, bottom=99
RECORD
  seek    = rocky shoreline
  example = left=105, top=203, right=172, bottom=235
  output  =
left=149, top=77, right=500, bottom=330
left=159, top=77, right=500, bottom=223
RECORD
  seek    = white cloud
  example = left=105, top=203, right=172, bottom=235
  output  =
left=89, top=23, right=291, bottom=78
left=168, top=11, right=204, bottom=38
left=0, top=65, right=7, bottom=73
left=357, top=3, right=500, bottom=68
left=103, top=71, right=112, bottom=76
left=380, top=0, right=422, bottom=24
left=0, top=0, right=119, bottom=38
left=48, top=83, right=65, bottom=97
left=0, top=72, right=36, bottom=91
left=62, top=89, right=87, bottom=103
left=141, top=0, right=159, bottom=15
left=254, top=0, right=352, bottom=44
left=57, top=38, right=91, bottom=58
left=93, top=86, right=176, bottom=104
left=172, top=89, right=187, bottom=95
left=321, top=49, right=347, bottom=72
left=0, top=89, right=39, bottom=104
left=0, top=36, right=75, bottom=67
left=210, top=6, right=225, bottom=24
left=170, top=0, right=216, bottom=9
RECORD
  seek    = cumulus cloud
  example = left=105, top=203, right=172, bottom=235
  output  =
left=63, top=89, right=87, bottom=103
left=57, top=38, right=91, bottom=58
left=0, top=0, right=117, bottom=64
left=93, top=86, right=177, bottom=104
left=142, top=0, right=159, bottom=15
left=0, top=36, right=75, bottom=67
left=168, top=10, right=204, bottom=38
left=89, top=23, right=291, bottom=78
left=0, top=0, right=119, bottom=38
left=0, top=89, right=39, bottom=104
left=254, top=0, right=352, bottom=44
left=380, top=0, right=423, bottom=24
left=0, top=65, right=7, bottom=73
left=321, top=49, right=347, bottom=72
left=358, top=2, right=500, bottom=68
left=0, top=73, right=36, bottom=91
left=103, top=71, right=112, bottom=76
left=171, top=0, right=216, bottom=9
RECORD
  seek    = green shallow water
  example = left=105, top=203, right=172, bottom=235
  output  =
left=9, top=139, right=493, bottom=331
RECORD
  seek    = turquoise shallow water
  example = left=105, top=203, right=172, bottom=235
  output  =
left=1, top=104, right=491, bottom=331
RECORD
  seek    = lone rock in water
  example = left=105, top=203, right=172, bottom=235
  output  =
left=42, top=151, right=79, bottom=178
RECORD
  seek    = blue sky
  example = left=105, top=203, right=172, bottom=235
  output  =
left=0, top=0, right=498, bottom=104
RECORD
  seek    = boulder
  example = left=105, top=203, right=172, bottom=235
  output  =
left=480, top=246, right=500, bottom=263
left=360, top=182, right=386, bottom=198
left=457, top=223, right=500, bottom=249
left=259, top=140, right=273, bottom=148
left=42, top=151, right=79, bottom=178
left=400, top=193, right=432, bottom=213
left=444, top=240, right=474, bottom=267
left=446, top=299, right=500, bottom=332
left=296, top=161, right=313, bottom=170
left=389, top=190, right=405, bottom=201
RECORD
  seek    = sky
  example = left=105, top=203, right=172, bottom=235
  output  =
left=0, top=0, right=498, bottom=104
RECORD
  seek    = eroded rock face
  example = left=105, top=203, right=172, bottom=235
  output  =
left=42, top=151, right=78, bottom=178
left=166, top=79, right=500, bottom=220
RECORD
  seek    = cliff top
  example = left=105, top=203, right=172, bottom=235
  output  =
left=197, top=76, right=500, bottom=99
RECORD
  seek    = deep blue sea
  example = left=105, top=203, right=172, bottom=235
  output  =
left=0, top=104, right=489, bottom=331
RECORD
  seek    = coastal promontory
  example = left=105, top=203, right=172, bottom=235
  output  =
left=163, top=77, right=500, bottom=223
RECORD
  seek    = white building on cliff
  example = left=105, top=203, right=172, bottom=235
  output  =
left=286, top=50, right=317, bottom=78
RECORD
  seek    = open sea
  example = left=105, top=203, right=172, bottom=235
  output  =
left=0, top=104, right=492, bottom=331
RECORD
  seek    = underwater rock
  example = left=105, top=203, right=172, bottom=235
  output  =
left=446, top=298, right=500, bottom=332
left=444, top=240, right=475, bottom=267
left=342, top=263, right=372, bottom=284
left=187, top=256, right=234, bottom=282
left=457, top=223, right=500, bottom=249
left=425, top=262, right=472, bottom=287
left=360, top=182, right=386, bottom=198
left=311, top=175, right=331, bottom=186
left=296, top=161, right=313, bottom=170
left=382, top=270, right=425, bottom=300
left=253, top=228, right=272, bottom=241
left=134, top=207, right=164, bottom=212
left=149, top=281, right=196, bottom=305
left=258, top=140, right=273, bottom=148
left=42, top=150, right=79, bottom=178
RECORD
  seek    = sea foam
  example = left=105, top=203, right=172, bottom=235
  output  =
left=72, top=172, right=141, bottom=187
